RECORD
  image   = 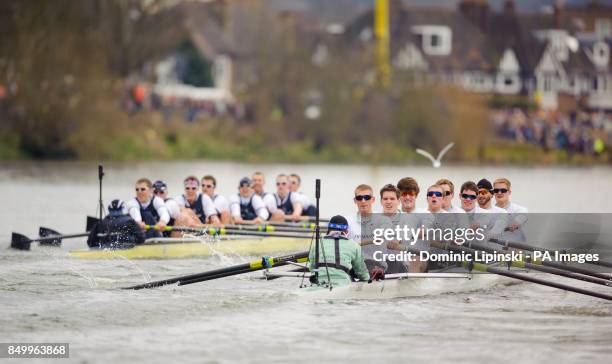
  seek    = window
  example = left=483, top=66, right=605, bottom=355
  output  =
left=595, top=19, right=612, bottom=39
left=544, top=75, right=552, bottom=92
left=504, top=77, right=514, bottom=86
left=412, top=26, right=452, bottom=56
left=430, top=34, right=440, bottom=48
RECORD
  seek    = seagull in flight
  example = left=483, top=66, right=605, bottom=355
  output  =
left=416, top=142, right=454, bottom=168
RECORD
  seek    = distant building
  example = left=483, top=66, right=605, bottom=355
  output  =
left=338, top=0, right=612, bottom=111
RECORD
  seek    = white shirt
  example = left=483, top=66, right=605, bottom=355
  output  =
left=465, top=205, right=508, bottom=239
left=497, top=201, right=528, bottom=242
left=126, top=196, right=170, bottom=224
left=261, top=192, right=278, bottom=214
left=347, top=212, right=394, bottom=269
left=164, top=198, right=181, bottom=220
left=175, top=192, right=217, bottom=219
left=228, top=193, right=270, bottom=221
left=211, top=194, right=230, bottom=213
left=447, top=204, right=466, bottom=213
left=297, top=192, right=313, bottom=209
left=274, top=192, right=302, bottom=211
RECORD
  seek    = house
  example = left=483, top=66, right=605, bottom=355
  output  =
left=339, top=0, right=612, bottom=111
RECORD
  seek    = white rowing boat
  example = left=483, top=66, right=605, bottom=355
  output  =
left=295, top=272, right=515, bottom=300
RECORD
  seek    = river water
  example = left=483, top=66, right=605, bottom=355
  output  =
left=1, top=161, right=612, bottom=363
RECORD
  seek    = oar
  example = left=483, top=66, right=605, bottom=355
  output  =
left=283, top=216, right=330, bottom=223
left=11, top=231, right=90, bottom=250
left=123, top=251, right=309, bottom=290
left=146, top=225, right=313, bottom=240
left=263, top=221, right=327, bottom=229
left=220, top=224, right=315, bottom=233
left=490, top=238, right=612, bottom=269
left=459, top=241, right=612, bottom=287
left=465, top=261, right=612, bottom=301
left=422, top=241, right=612, bottom=301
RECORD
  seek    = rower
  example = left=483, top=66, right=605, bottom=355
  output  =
left=228, top=177, right=269, bottom=224
left=252, top=171, right=279, bottom=220
left=87, top=199, right=145, bottom=249
left=273, top=174, right=303, bottom=221
left=476, top=179, right=507, bottom=213
left=379, top=184, right=408, bottom=274
left=152, top=180, right=180, bottom=227
left=201, top=175, right=231, bottom=224
left=308, top=215, right=370, bottom=286
left=152, top=180, right=201, bottom=236
left=175, top=176, right=220, bottom=226
left=426, top=185, right=447, bottom=214
left=397, top=177, right=427, bottom=213
left=493, top=177, right=528, bottom=242
left=436, top=178, right=465, bottom=213
left=347, top=184, right=393, bottom=279
left=460, top=180, right=507, bottom=241
left=125, top=178, right=170, bottom=238
left=380, top=184, right=401, bottom=217
left=288, top=173, right=316, bottom=217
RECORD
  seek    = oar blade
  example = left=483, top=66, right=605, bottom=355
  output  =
left=38, top=227, right=62, bottom=247
left=10, top=233, right=32, bottom=250
left=86, top=216, right=99, bottom=231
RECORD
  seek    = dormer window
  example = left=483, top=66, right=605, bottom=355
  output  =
left=595, top=19, right=611, bottom=39
left=412, top=25, right=452, bottom=56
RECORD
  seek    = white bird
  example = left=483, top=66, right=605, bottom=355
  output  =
left=415, top=142, right=454, bottom=168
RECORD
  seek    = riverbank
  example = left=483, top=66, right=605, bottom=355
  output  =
left=1, top=128, right=609, bottom=165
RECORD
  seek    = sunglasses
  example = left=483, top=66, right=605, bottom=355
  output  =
left=153, top=189, right=166, bottom=195
left=135, top=188, right=148, bottom=192
left=443, top=191, right=452, bottom=196
left=427, top=191, right=443, bottom=197
left=202, top=184, right=215, bottom=188
left=493, top=188, right=508, bottom=194
left=185, top=187, right=197, bottom=190
left=461, top=193, right=477, bottom=200
left=355, top=195, right=372, bottom=201
left=400, top=190, right=417, bottom=197
left=276, top=182, right=287, bottom=186
left=478, top=189, right=490, bottom=196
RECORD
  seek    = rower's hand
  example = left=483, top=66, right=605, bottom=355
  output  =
left=289, top=214, right=301, bottom=221
left=155, top=221, right=167, bottom=230
left=233, top=217, right=244, bottom=225
left=252, top=217, right=263, bottom=225
left=386, top=241, right=402, bottom=250
left=137, top=221, right=147, bottom=230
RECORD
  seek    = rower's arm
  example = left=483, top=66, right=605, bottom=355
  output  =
left=153, top=197, right=171, bottom=224
left=351, top=243, right=370, bottom=281
left=253, top=195, right=270, bottom=221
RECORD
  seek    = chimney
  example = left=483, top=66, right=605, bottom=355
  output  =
left=554, top=0, right=563, bottom=29
left=459, top=0, right=490, bottom=32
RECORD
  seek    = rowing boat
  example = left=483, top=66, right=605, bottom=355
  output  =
left=69, top=236, right=312, bottom=259
left=296, top=272, right=515, bottom=300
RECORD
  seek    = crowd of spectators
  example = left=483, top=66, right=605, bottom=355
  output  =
left=122, top=83, right=242, bottom=122
left=492, top=108, right=610, bottom=155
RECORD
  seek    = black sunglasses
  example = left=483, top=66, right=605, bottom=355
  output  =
left=185, top=187, right=197, bottom=190
left=461, top=193, right=477, bottom=200
left=355, top=195, right=372, bottom=201
left=202, top=184, right=215, bottom=188
left=444, top=191, right=452, bottom=196
left=427, top=191, right=443, bottom=197
left=153, top=189, right=165, bottom=194
left=135, top=188, right=148, bottom=192
left=493, top=188, right=508, bottom=194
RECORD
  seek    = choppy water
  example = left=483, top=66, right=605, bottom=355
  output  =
left=2, top=161, right=612, bottom=363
